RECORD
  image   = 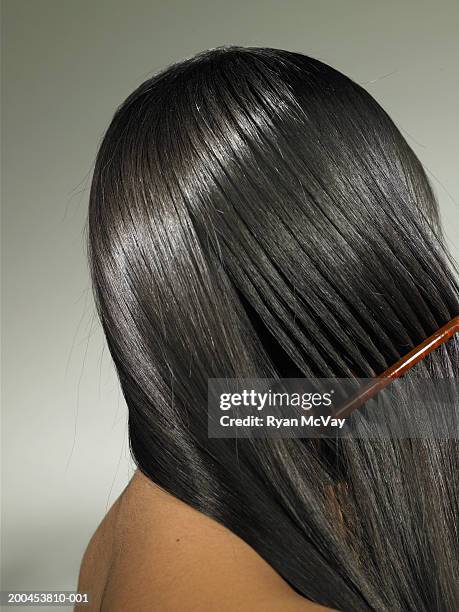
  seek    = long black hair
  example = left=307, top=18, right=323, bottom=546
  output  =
left=88, top=46, right=459, bottom=611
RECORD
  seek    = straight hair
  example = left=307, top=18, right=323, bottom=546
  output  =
left=88, top=46, right=459, bottom=611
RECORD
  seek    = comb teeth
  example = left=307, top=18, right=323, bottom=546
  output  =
left=333, top=315, right=459, bottom=419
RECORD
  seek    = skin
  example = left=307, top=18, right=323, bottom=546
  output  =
left=76, top=470, right=336, bottom=612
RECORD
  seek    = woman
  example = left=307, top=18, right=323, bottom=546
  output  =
left=78, top=46, right=458, bottom=611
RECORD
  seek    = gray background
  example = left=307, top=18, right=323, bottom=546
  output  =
left=2, top=0, right=458, bottom=607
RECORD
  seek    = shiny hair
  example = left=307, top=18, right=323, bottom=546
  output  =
left=88, top=46, right=459, bottom=610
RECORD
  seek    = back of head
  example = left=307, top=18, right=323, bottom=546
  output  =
left=88, top=46, right=459, bottom=610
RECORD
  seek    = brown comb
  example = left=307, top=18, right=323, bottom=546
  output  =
left=333, top=315, right=459, bottom=419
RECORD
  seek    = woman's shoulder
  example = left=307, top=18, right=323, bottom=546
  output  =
left=77, top=470, right=333, bottom=612
left=76, top=481, right=124, bottom=610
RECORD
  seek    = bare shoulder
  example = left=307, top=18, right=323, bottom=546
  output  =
left=77, top=470, right=333, bottom=612
left=76, top=483, right=125, bottom=610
